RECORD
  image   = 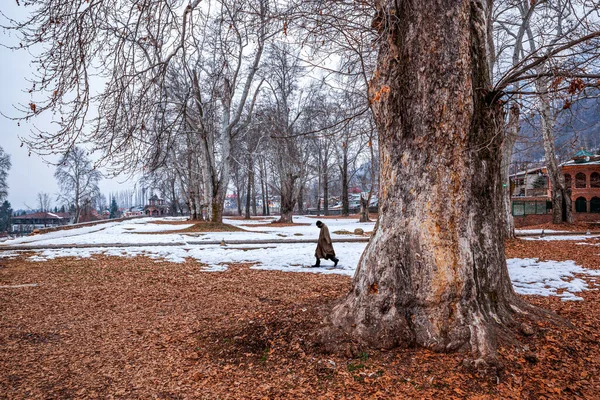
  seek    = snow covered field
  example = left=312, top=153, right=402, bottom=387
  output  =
left=1, top=216, right=375, bottom=246
left=1, top=216, right=600, bottom=300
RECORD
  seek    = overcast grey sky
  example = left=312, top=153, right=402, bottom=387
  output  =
left=1, top=3, right=134, bottom=211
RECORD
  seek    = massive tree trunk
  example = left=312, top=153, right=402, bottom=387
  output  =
left=536, top=77, right=573, bottom=224
left=501, top=104, right=520, bottom=239
left=329, top=0, right=525, bottom=363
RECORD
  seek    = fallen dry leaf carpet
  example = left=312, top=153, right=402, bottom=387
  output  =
left=1, top=238, right=599, bottom=399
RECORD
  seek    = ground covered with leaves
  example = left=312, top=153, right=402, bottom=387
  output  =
left=1, top=238, right=599, bottom=399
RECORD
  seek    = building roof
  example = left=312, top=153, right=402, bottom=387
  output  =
left=573, top=149, right=595, bottom=158
left=14, top=212, right=70, bottom=220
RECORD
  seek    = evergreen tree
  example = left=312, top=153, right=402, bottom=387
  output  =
left=0, top=201, right=12, bottom=233
left=109, top=198, right=119, bottom=219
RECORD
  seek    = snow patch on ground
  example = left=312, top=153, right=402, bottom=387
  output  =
left=0, top=216, right=375, bottom=247
left=515, top=229, right=564, bottom=235
left=0, top=251, right=18, bottom=259
left=522, top=235, right=600, bottom=241
left=507, top=258, right=600, bottom=301
left=19, top=242, right=364, bottom=276
left=6, top=244, right=600, bottom=301
left=3, top=217, right=600, bottom=300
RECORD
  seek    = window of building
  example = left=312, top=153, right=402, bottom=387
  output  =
left=591, top=172, right=600, bottom=188
left=591, top=197, right=600, bottom=213
left=564, top=173, right=572, bottom=188
left=575, top=197, right=587, bottom=213
left=576, top=173, right=587, bottom=188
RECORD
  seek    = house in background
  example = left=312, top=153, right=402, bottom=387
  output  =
left=144, top=194, right=169, bottom=216
left=11, top=212, right=71, bottom=235
left=510, top=150, right=600, bottom=224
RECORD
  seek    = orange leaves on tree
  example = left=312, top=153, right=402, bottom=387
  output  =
left=567, top=78, right=585, bottom=95
left=370, top=85, right=390, bottom=104
left=29, top=103, right=37, bottom=113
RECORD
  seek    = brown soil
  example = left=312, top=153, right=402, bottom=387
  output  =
left=1, top=238, right=599, bottom=398
left=148, top=219, right=197, bottom=225
left=241, top=222, right=311, bottom=228
left=142, top=222, right=245, bottom=234
left=520, top=221, right=600, bottom=232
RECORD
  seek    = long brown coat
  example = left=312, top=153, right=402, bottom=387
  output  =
left=315, top=223, right=335, bottom=259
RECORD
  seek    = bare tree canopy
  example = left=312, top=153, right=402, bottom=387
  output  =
left=54, top=146, right=101, bottom=223
left=36, top=192, right=52, bottom=213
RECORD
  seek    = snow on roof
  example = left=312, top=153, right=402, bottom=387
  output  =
left=14, top=212, right=69, bottom=220
left=510, top=167, right=547, bottom=177
left=562, top=159, right=600, bottom=166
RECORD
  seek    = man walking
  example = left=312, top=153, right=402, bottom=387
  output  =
left=312, top=220, right=339, bottom=267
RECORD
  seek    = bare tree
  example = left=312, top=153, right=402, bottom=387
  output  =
left=0, top=146, right=10, bottom=202
left=494, top=0, right=600, bottom=225
left=36, top=192, right=52, bottom=213
left=54, top=147, right=102, bottom=223
left=3, top=0, right=279, bottom=224
left=259, top=44, right=312, bottom=223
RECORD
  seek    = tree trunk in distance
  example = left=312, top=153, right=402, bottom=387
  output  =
left=259, top=160, right=267, bottom=216
left=252, top=170, right=257, bottom=216
left=298, top=185, right=304, bottom=215
left=278, top=174, right=297, bottom=223
left=323, top=159, right=329, bottom=216
left=245, top=156, right=252, bottom=220
left=358, top=194, right=370, bottom=223
left=328, top=0, right=528, bottom=365
left=341, top=149, right=349, bottom=217
left=501, top=103, right=519, bottom=239
left=211, top=185, right=225, bottom=224
left=537, top=77, right=573, bottom=224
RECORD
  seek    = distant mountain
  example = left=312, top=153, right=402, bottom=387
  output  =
left=513, top=95, right=600, bottom=164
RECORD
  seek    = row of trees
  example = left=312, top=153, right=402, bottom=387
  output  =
left=0, top=146, right=12, bottom=233
left=4, top=0, right=600, bottom=365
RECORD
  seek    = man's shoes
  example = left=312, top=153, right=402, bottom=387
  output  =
left=333, top=257, right=339, bottom=267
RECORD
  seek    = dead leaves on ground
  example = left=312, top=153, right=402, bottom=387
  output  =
left=0, top=237, right=599, bottom=398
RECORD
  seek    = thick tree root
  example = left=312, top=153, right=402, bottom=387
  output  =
left=316, top=291, right=571, bottom=372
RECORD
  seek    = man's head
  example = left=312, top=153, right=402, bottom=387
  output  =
left=316, top=220, right=323, bottom=228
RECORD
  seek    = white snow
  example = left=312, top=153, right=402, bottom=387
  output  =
left=0, top=216, right=375, bottom=247
left=2, top=217, right=600, bottom=301
left=19, top=242, right=365, bottom=276
left=507, top=258, right=600, bottom=301
left=522, top=235, right=600, bottom=241
left=515, top=229, right=564, bottom=235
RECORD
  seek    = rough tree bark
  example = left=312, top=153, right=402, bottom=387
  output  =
left=328, top=0, right=528, bottom=364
